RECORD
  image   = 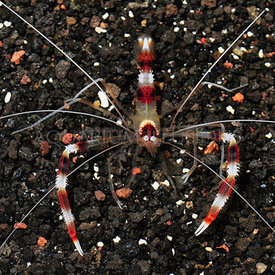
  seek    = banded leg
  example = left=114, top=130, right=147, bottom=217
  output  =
left=56, top=137, right=119, bottom=255
left=175, top=130, right=239, bottom=234
left=194, top=131, right=240, bottom=235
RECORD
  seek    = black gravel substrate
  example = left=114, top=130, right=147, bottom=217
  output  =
left=0, top=1, right=274, bottom=274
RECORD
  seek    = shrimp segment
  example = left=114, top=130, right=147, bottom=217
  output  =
left=55, top=142, right=88, bottom=255
left=195, top=132, right=240, bottom=235
left=55, top=139, right=121, bottom=255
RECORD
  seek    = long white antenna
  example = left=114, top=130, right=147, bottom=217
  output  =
left=0, top=109, right=134, bottom=134
left=0, top=1, right=127, bottom=126
left=168, top=119, right=275, bottom=137
left=169, top=9, right=266, bottom=127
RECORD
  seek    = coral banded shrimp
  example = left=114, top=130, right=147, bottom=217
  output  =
left=0, top=1, right=275, bottom=274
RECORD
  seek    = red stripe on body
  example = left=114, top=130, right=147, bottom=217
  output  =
left=138, top=52, right=154, bottom=64
left=219, top=177, right=236, bottom=197
left=137, top=86, right=156, bottom=104
left=57, top=189, right=71, bottom=211
left=203, top=177, right=236, bottom=225
left=58, top=155, right=69, bottom=175
left=141, top=64, right=153, bottom=73
left=204, top=210, right=219, bottom=225
left=57, top=189, right=78, bottom=241
left=227, top=143, right=239, bottom=164
left=67, top=222, right=77, bottom=242
left=137, top=37, right=156, bottom=105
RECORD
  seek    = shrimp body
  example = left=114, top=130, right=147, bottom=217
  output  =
left=133, top=37, right=161, bottom=156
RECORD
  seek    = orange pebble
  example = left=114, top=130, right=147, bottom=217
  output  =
left=116, top=188, right=132, bottom=199
left=14, top=223, right=27, bottom=229
left=64, top=102, right=70, bottom=110
left=216, top=243, right=229, bottom=253
left=20, top=74, right=31, bottom=85
left=132, top=167, right=141, bottom=175
left=232, top=92, right=244, bottom=103
left=11, top=50, right=25, bottom=65
left=266, top=52, right=275, bottom=57
left=200, top=37, right=206, bottom=44
left=94, top=190, right=106, bottom=201
left=62, top=133, right=73, bottom=144
left=37, top=236, right=47, bottom=247
left=204, top=141, right=219, bottom=155
left=223, top=62, right=233, bottom=69
left=100, top=22, right=108, bottom=29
